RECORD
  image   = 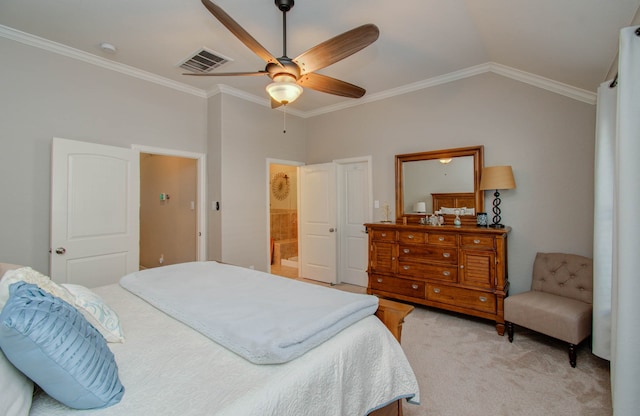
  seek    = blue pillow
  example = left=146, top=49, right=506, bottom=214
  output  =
left=0, top=282, right=124, bottom=409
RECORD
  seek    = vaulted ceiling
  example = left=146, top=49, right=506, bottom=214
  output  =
left=1, top=0, right=639, bottom=115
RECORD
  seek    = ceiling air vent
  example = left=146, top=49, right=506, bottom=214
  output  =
left=178, top=48, right=232, bottom=73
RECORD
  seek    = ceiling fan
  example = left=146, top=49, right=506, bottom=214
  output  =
left=184, top=0, right=380, bottom=108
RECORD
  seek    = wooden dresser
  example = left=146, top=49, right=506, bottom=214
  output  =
left=365, top=222, right=510, bottom=335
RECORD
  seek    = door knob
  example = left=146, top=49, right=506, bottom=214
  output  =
left=329, top=228, right=335, bottom=232
left=55, top=247, right=66, bottom=255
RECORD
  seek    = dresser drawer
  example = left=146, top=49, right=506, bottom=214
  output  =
left=460, top=234, right=495, bottom=250
left=370, top=275, right=425, bottom=299
left=397, top=261, right=457, bottom=282
left=399, top=231, right=426, bottom=244
left=398, top=245, right=457, bottom=264
left=427, top=233, right=457, bottom=246
left=372, top=229, right=396, bottom=242
left=426, top=284, right=496, bottom=314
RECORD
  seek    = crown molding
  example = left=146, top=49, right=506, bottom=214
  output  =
left=488, top=62, right=596, bottom=105
left=304, top=63, right=493, bottom=118
left=0, top=24, right=207, bottom=98
left=1, top=24, right=596, bottom=116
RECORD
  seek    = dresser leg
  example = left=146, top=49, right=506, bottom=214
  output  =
left=495, top=322, right=505, bottom=336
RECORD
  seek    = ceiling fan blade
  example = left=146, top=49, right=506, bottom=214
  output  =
left=293, top=24, right=379, bottom=75
left=200, top=0, right=283, bottom=68
left=183, top=71, right=268, bottom=76
left=298, top=73, right=365, bottom=98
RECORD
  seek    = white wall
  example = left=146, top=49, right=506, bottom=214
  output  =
left=217, top=95, right=306, bottom=271
left=0, top=35, right=597, bottom=295
left=306, top=72, right=596, bottom=295
left=0, top=37, right=207, bottom=274
left=207, top=94, right=223, bottom=262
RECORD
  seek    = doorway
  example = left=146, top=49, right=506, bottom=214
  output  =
left=268, top=162, right=300, bottom=279
left=134, top=145, right=207, bottom=269
left=266, top=157, right=372, bottom=287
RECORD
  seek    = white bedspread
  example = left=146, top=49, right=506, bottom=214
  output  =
left=29, top=283, right=420, bottom=416
left=119, top=261, right=380, bottom=364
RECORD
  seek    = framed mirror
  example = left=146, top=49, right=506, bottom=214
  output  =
left=395, top=145, right=484, bottom=225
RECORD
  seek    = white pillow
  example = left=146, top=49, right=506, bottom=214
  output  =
left=0, top=348, right=33, bottom=416
left=62, top=284, right=125, bottom=343
left=0, top=267, right=75, bottom=311
left=440, top=207, right=460, bottom=215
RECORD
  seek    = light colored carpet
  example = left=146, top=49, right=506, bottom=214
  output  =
left=400, top=307, right=611, bottom=416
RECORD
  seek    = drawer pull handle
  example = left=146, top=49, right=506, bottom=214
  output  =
left=377, top=278, right=383, bottom=283
left=438, top=236, right=445, bottom=241
left=474, top=239, right=481, bottom=244
left=411, top=284, right=419, bottom=290
left=403, top=248, right=410, bottom=254
left=408, top=234, right=414, bottom=239
left=443, top=253, right=450, bottom=258
left=479, top=296, right=487, bottom=302
left=392, top=257, right=396, bottom=260
left=443, top=271, right=450, bottom=276
left=403, top=265, right=410, bottom=270
left=381, top=233, right=387, bottom=237
left=433, top=288, right=441, bottom=294
left=460, top=265, right=464, bottom=269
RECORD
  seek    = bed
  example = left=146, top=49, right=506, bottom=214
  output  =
left=431, top=191, right=477, bottom=226
left=0, top=261, right=419, bottom=416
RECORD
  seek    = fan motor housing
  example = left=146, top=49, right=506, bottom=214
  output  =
left=266, top=57, right=300, bottom=80
left=275, top=0, right=294, bottom=12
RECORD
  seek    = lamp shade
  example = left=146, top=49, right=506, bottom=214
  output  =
left=480, top=166, right=516, bottom=190
left=266, top=80, right=303, bottom=105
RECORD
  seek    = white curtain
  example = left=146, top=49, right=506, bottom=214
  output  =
left=592, top=80, right=615, bottom=360
left=594, top=25, right=640, bottom=415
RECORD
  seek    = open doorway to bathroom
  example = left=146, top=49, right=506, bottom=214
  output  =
left=268, top=162, right=300, bottom=279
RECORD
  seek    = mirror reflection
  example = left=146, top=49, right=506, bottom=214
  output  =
left=402, top=156, right=474, bottom=214
left=395, top=145, right=484, bottom=224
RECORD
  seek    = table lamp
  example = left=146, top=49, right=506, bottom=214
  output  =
left=479, top=166, right=516, bottom=228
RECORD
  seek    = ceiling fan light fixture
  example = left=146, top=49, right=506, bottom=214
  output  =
left=266, top=78, right=303, bottom=105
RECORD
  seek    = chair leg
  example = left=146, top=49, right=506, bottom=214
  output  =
left=569, top=344, right=577, bottom=368
left=506, top=321, right=514, bottom=342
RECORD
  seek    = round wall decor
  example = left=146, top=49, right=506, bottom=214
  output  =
left=271, top=172, right=290, bottom=200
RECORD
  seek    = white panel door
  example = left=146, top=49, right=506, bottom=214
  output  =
left=50, top=138, right=139, bottom=287
left=300, top=163, right=337, bottom=284
left=338, top=160, right=371, bottom=286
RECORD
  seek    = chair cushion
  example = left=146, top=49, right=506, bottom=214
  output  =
left=504, top=290, right=592, bottom=344
left=531, top=252, right=593, bottom=304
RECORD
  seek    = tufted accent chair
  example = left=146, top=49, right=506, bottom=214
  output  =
left=504, top=252, right=593, bottom=367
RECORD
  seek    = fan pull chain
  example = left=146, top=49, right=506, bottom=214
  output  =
left=283, top=105, right=287, bottom=134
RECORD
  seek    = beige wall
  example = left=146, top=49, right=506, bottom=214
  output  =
left=0, top=35, right=597, bottom=295
left=269, top=164, right=298, bottom=211
left=306, top=73, right=596, bottom=295
left=214, top=95, right=307, bottom=271
left=207, top=94, right=223, bottom=262
left=0, top=37, right=207, bottom=274
left=140, top=154, right=197, bottom=268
